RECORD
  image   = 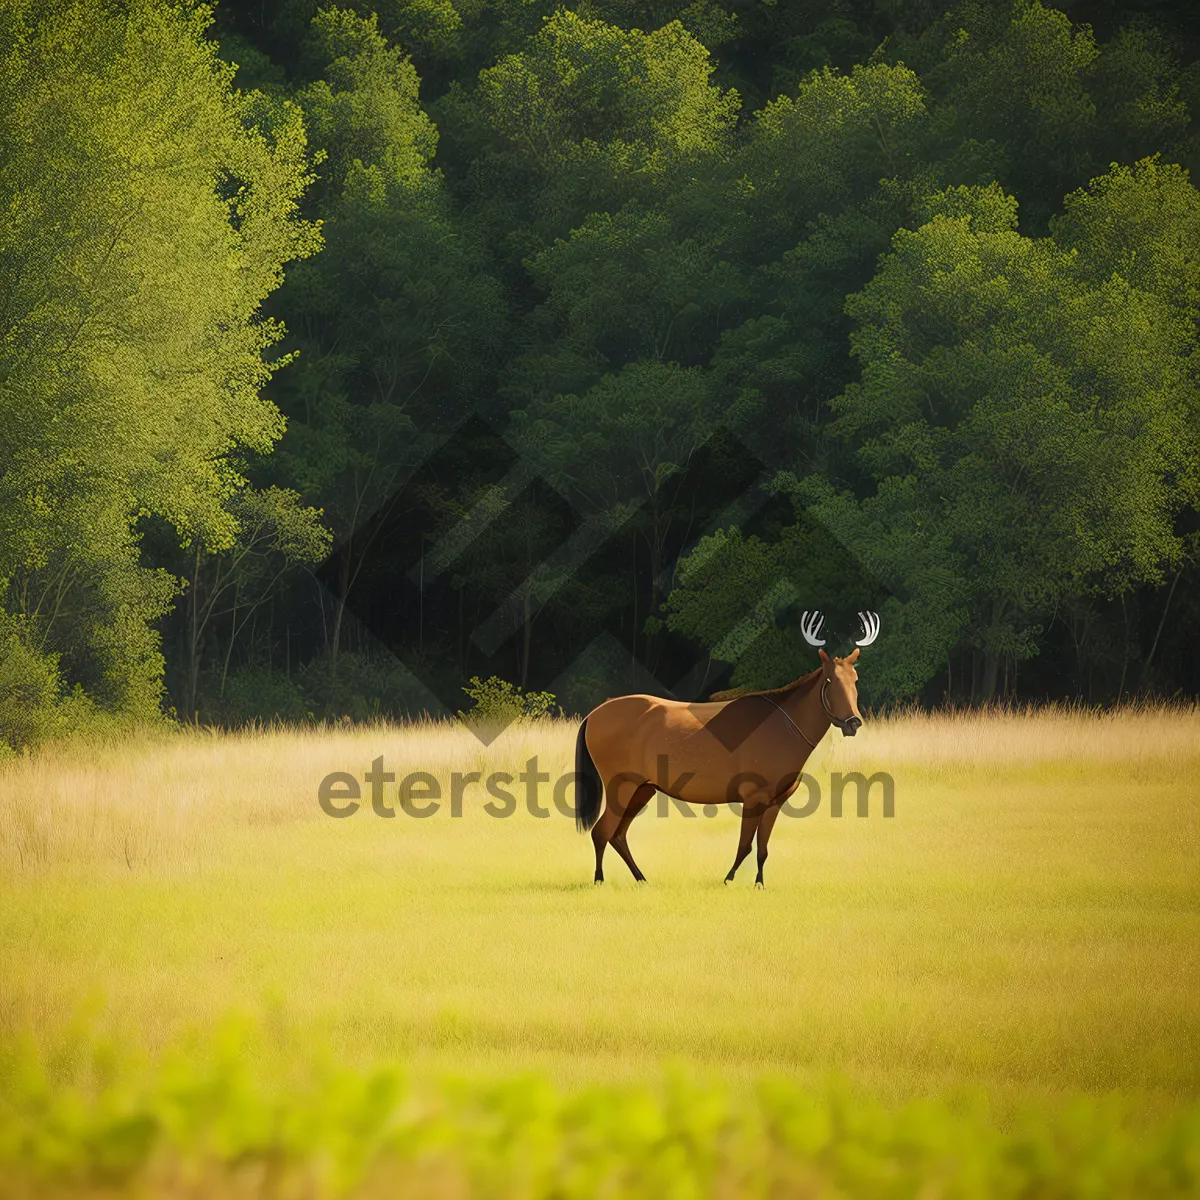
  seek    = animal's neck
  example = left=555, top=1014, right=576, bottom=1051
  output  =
left=780, top=676, right=831, bottom=747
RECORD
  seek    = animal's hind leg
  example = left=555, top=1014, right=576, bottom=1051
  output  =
left=725, top=801, right=764, bottom=883
left=591, top=781, right=642, bottom=883
left=591, top=807, right=618, bottom=884
left=610, top=783, right=654, bottom=882
left=591, top=773, right=651, bottom=883
left=754, top=801, right=784, bottom=889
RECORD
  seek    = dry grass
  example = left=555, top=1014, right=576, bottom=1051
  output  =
left=1, top=706, right=1198, bottom=1120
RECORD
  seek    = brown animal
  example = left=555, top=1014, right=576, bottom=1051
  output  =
left=574, top=610, right=880, bottom=886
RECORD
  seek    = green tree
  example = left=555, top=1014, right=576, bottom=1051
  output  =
left=265, top=7, right=506, bottom=668
left=436, top=8, right=740, bottom=259
left=663, top=499, right=896, bottom=695
left=476, top=9, right=739, bottom=170
left=893, top=0, right=1194, bottom=231
left=0, top=0, right=320, bottom=744
left=298, top=6, right=439, bottom=194
left=508, top=203, right=752, bottom=405
left=514, top=359, right=759, bottom=668
left=737, top=61, right=930, bottom=260
left=180, top=488, right=331, bottom=720
left=810, top=177, right=1199, bottom=700
left=25, top=0, right=1196, bottom=723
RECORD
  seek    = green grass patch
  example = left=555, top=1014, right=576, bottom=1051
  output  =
left=1, top=711, right=1198, bottom=1194
left=2, top=1021, right=1199, bottom=1198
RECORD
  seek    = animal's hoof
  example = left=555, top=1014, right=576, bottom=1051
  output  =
left=636, top=878, right=648, bottom=885
left=754, top=881, right=765, bottom=890
left=594, top=878, right=604, bottom=885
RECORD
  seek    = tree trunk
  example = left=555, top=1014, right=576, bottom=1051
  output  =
left=1139, top=567, right=1183, bottom=692
left=1117, top=593, right=1130, bottom=703
left=981, top=651, right=1001, bottom=704
left=220, top=583, right=239, bottom=698
left=330, top=545, right=351, bottom=668
left=520, top=585, right=531, bottom=690
left=188, top=544, right=201, bottom=721
left=980, top=601, right=1006, bottom=704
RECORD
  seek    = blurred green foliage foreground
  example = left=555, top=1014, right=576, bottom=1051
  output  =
left=2, top=1023, right=1198, bottom=1199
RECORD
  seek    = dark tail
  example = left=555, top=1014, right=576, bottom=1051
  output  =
left=574, top=718, right=603, bottom=832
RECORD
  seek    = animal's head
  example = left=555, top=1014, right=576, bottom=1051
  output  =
left=800, top=610, right=880, bottom=737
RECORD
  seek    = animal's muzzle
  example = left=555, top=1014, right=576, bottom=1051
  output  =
left=842, top=717, right=862, bottom=736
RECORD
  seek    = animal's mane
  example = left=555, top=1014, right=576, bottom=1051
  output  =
left=708, top=666, right=822, bottom=704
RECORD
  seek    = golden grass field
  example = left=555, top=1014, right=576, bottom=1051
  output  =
left=2, top=704, right=1198, bottom=1135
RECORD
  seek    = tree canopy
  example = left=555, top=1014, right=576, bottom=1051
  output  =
left=2, top=0, right=1198, bottom=747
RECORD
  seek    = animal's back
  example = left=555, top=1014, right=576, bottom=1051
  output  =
left=585, top=693, right=717, bottom=742
left=584, top=692, right=738, bottom=786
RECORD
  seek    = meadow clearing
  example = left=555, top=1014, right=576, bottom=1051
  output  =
left=1, top=706, right=1199, bottom=1195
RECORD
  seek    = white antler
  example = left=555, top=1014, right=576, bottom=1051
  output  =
left=800, top=610, right=826, bottom=647
left=855, top=611, right=881, bottom=647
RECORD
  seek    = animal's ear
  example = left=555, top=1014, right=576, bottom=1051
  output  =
left=818, top=648, right=831, bottom=668
left=846, top=647, right=860, bottom=664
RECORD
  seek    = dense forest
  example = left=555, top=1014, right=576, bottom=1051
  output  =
left=2, top=0, right=1199, bottom=747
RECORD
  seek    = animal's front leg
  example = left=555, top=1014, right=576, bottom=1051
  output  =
left=754, top=801, right=783, bottom=888
left=725, top=801, right=763, bottom=883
